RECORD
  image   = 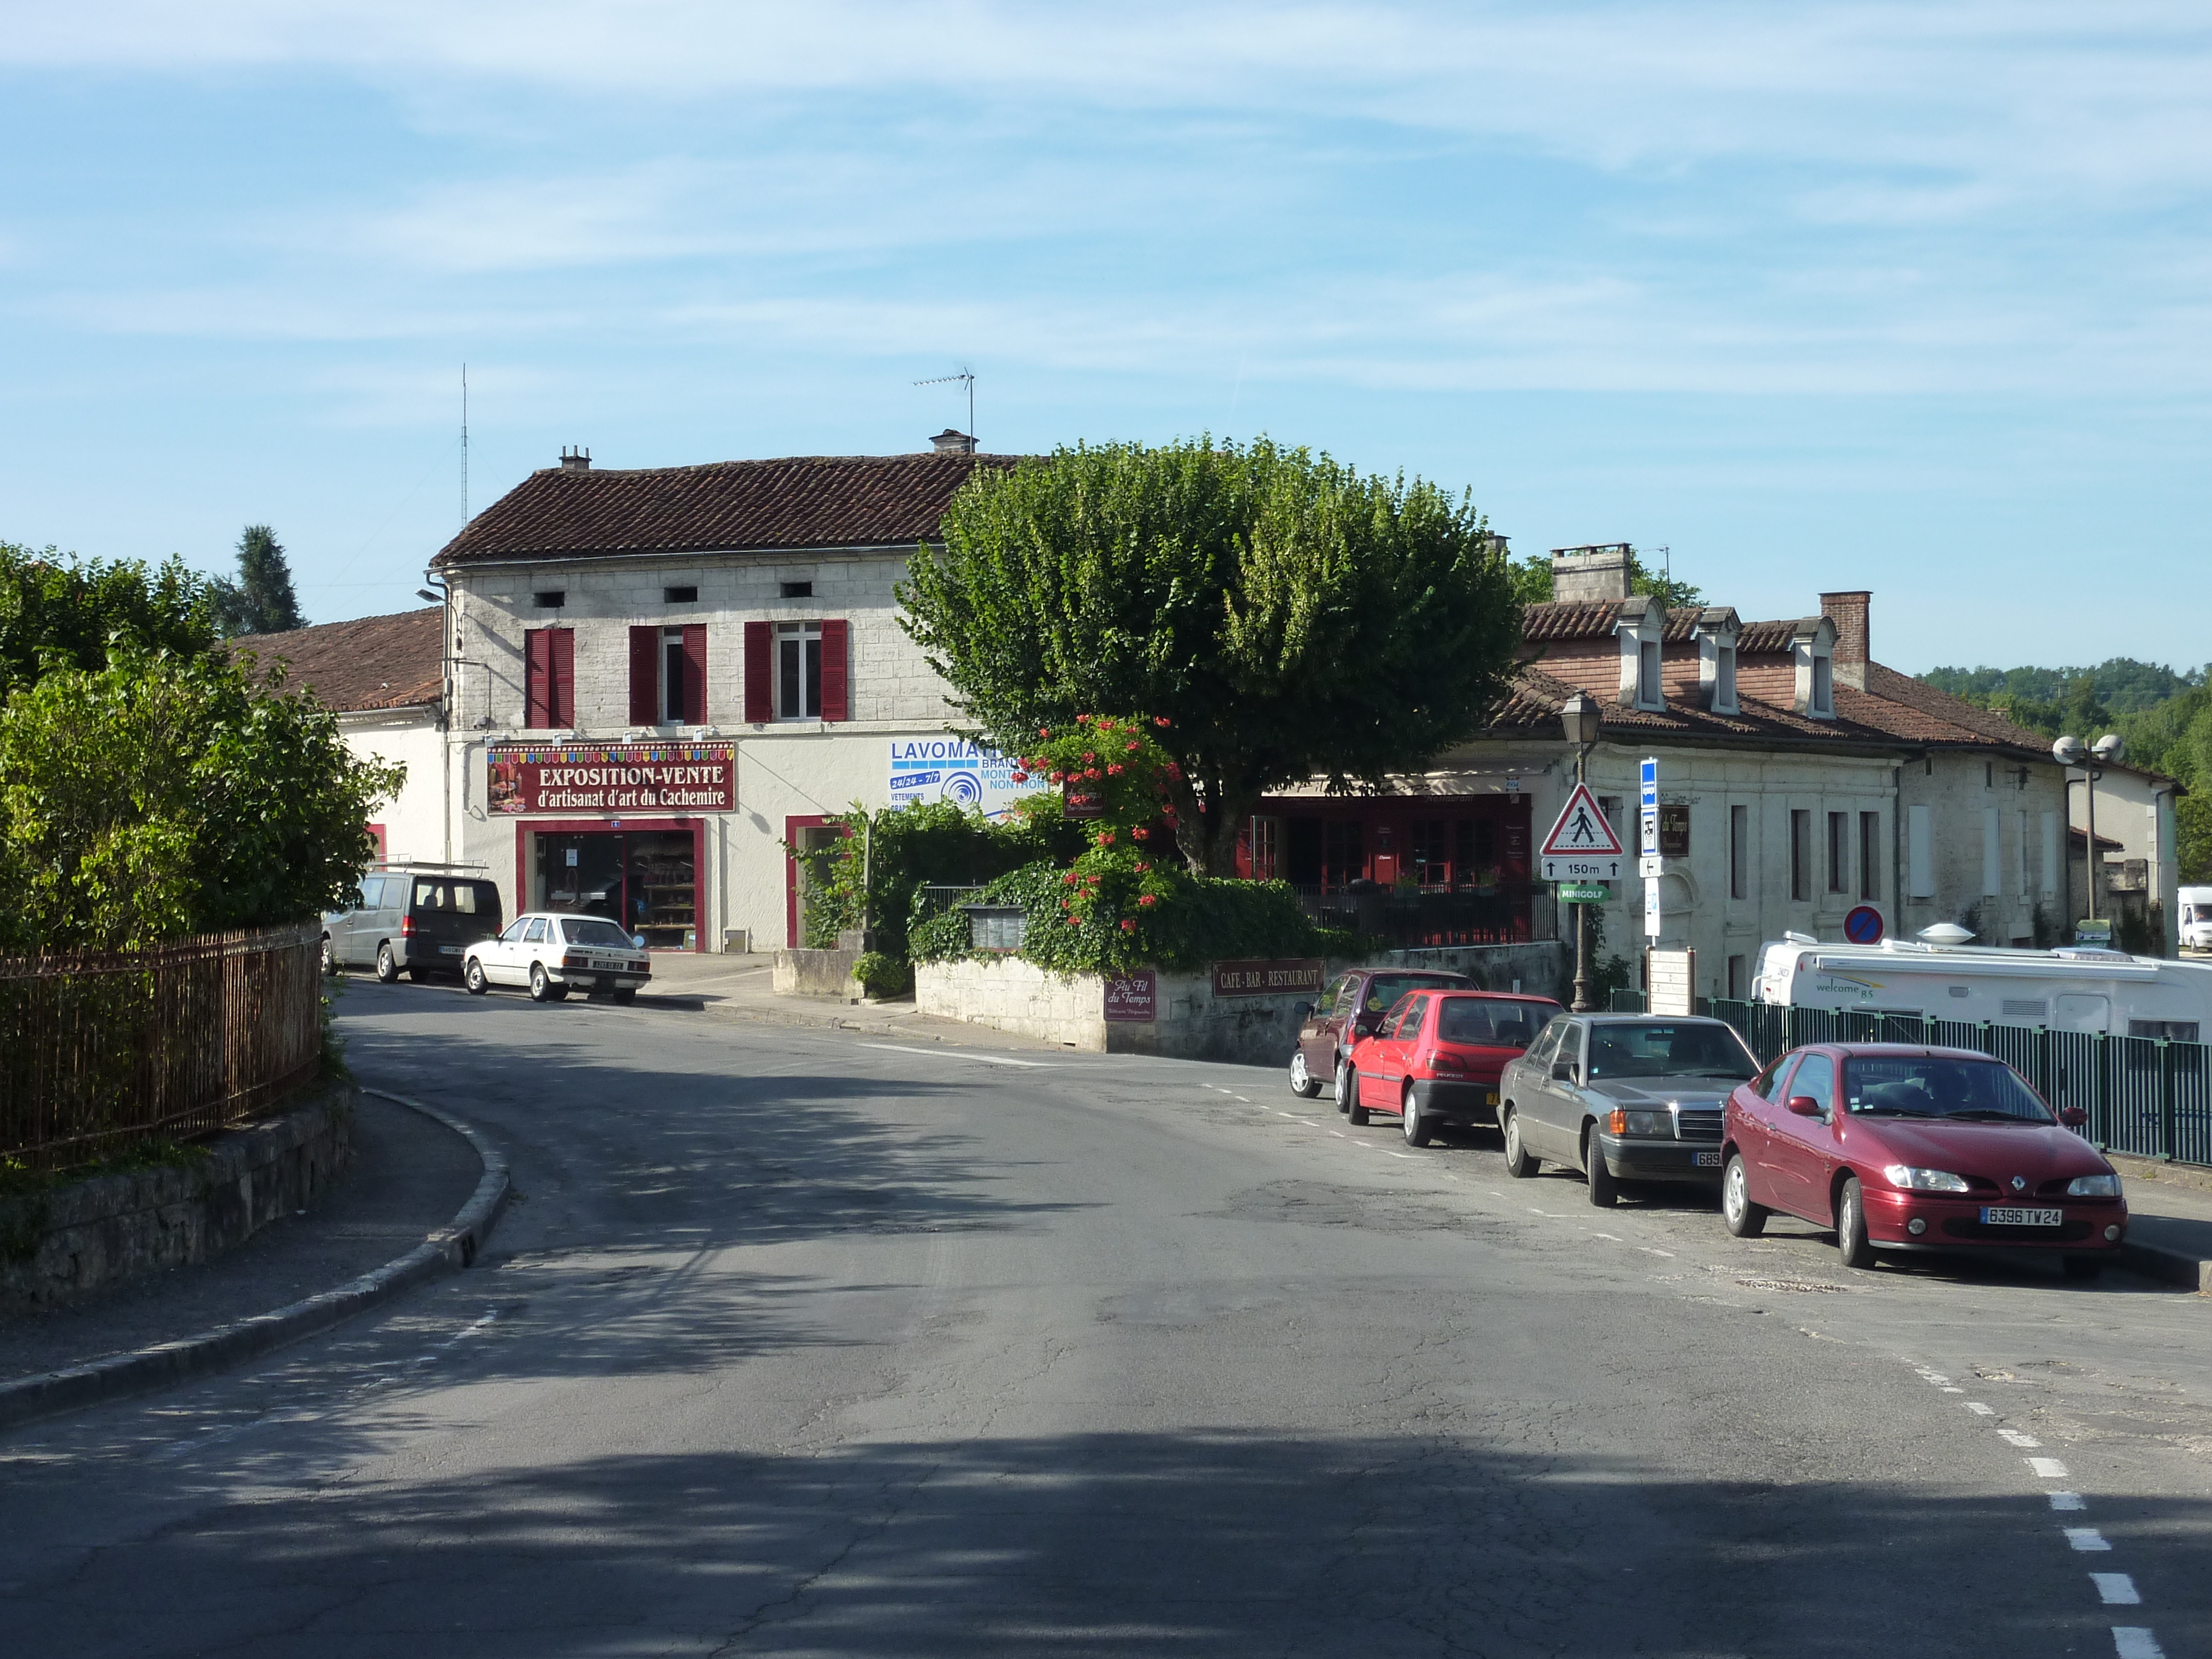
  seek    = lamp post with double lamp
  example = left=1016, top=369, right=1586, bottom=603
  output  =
left=1560, top=691, right=1603, bottom=1012
left=2054, top=732, right=2125, bottom=933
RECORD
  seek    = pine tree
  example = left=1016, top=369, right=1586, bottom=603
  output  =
left=210, top=525, right=306, bottom=637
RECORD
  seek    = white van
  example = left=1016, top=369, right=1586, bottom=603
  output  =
left=1752, top=930, right=2212, bottom=1042
left=2178, top=886, right=2212, bottom=954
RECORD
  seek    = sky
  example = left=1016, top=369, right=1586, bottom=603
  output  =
left=4, top=2, right=2210, bottom=674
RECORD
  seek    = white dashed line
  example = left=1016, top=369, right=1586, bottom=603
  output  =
left=2064, top=1529, right=2112, bottom=1552
left=1999, top=1430, right=2042, bottom=1448
left=2091, top=1574, right=2141, bottom=1606
left=2028, top=1458, right=2071, bottom=1479
left=1386, top=1151, right=1416, bottom=1159
left=1330, top=1130, right=1349, bottom=1139
left=859, top=1043, right=1052, bottom=1068
left=1942, top=1386, right=1965, bottom=1393
left=1965, top=1401, right=1995, bottom=1415
left=2113, top=1629, right=2165, bottom=1659
left=2051, top=1492, right=2088, bottom=1511
left=1590, top=1232, right=1623, bottom=1242
left=1276, top=1111, right=1298, bottom=1118
left=1638, top=1246, right=1675, bottom=1258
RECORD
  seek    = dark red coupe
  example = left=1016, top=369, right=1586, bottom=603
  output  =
left=1721, top=1043, right=2127, bottom=1276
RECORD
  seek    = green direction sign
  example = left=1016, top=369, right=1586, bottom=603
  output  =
left=2074, top=919, right=2114, bottom=943
left=1557, top=882, right=1610, bottom=903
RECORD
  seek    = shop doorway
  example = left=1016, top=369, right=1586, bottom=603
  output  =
left=532, top=827, right=700, bottom=950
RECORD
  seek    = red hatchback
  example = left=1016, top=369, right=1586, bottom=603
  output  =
left=1345, top=990, right=1562, bottom=1147
left=1721, top=1044, right=2128, bottom=1276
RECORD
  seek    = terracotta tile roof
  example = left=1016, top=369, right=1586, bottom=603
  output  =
left=229, top=608, right=443, bottom=713
left=1481, top=665, right=1899, bottom=749
left=1845, top=663, right=2055, bottom=755
left=1521, top=599, right=1736, bottom=644
left=430, top=453, right=1021, bottom=567
left=1735, top=618, right=1807, bottom=654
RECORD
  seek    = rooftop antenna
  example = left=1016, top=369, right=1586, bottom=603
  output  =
left=461, top=363, right=470, bottom=528
left=914, top=368, right=976, bottom=447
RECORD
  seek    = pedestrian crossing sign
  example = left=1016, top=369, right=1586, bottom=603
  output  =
left=1538, top=783, right=1626, bottom=882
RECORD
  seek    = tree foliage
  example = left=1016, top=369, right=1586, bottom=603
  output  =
left=0, top=541, right=220, bottom=695
left=210, top=524, right=307, bottom=637
left=0, top=649, right=401, bottom=951
left=901, top=437, right=1523, bottom=875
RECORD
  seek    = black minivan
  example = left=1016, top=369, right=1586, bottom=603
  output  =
left=322, top=867, right=505, bottom=982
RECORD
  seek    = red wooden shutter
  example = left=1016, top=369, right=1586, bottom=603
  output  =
left=681, top=624, right=708, bottom=725
left=629, top=625, right=659, bottom=726
left=550, top=628, right=575, bottom=728
left=524, top=628, right=551, bottom=728
left=819, top=618, right=849, bottom=723
left=743, top=620, right=773, bottom=723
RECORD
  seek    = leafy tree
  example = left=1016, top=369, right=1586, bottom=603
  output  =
left=0, top=648, right=401, bottom=951
left=0, top=542, right=220, bottom=695
left=902, top=437, right=1524, bottom=876
left=1505, top=546, right=1702, bottom=610
left=209, top=524, right=306, bottom=637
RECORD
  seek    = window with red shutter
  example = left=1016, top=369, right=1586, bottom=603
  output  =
left=819, top=619, right=849, bottom=722
left=525, top=628, right=551, bottom=728
left=681, top=624, right=708, bottom=725
left=628, top=626, right=659, bottom=726
left=549, top=628, right=575, bottom=728
left=743, top=620, right=772, bottom=723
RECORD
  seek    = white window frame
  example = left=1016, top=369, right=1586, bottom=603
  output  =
left=776, top=621, right=823, bottom=721
left=660, top=626, right=688, bottom=725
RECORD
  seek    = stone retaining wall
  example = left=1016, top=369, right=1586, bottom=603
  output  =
left=0, top=1077, right=357, bottom=1313
left=773, top=948, right=863, bottom=999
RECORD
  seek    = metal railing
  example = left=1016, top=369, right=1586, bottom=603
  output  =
left=0, top=923, right=324, bottom=1169
left=913, top=883, right=987, bottom=922
left=1599, top=989, right=2211, bottom=1168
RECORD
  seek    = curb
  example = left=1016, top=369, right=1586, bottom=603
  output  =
left=2120, top=1237, right=2212, bottom=1295
left=0, top=1090, right=509, bottom=1434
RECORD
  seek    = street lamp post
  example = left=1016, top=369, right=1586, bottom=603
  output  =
left=1560, top=692, right=1603, bottom=1011
left=2054, top=732, right=2124, bottom=930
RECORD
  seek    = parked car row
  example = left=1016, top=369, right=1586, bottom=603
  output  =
left=1297, top=995, right=2130, bottom=1278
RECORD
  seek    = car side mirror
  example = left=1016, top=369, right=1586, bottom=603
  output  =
left=632, top=933, right=648, bottom=950
left=1292, top=1002, right=1314, bottom=1024
left=2060, top=1106, right=2088, bottom=1129
left=1786, top=1095, right=1824, bottom=1118
left=1551, top=1059, right=1577, bottom=1081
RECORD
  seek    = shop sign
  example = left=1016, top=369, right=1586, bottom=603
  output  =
left=1062, top=783, right=1104, bottom=819
left=1104, top=970, right=1157, bottom=1022
left=488, top=742, right=733, bottom=815
left=887, top=737, right=1025, bottom=819
left=1211, top=957, right=1324, bottom=999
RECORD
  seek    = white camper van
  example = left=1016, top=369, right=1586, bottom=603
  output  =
left=1753, top=928, right=2212, bottom=1042
left=2179, top=886, right=2212, bottom=954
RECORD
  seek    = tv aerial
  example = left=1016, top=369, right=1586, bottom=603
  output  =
left=914, top=368, right=975, bottom=446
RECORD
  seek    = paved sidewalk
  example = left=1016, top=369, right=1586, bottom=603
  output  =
left=2108, top=1153, right=2212, bottom=1292
left=0, top=1090, right=485, bottom=1387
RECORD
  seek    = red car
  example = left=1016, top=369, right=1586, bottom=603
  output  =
left=1344, top=989, right=1563, bottom=1147
left=1721, top=1043, right=2127, bottom=1276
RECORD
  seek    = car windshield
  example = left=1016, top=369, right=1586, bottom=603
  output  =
left=1362, top=974, right=1462, bottom=1012
left=1436, top=998, right=1557, bottom=1047
left=1586, top=1022, right=1758, bottom=1081
left=562, top=918, right=635, bottom=947
left=1844, top=1057, right=2054, bottom=1122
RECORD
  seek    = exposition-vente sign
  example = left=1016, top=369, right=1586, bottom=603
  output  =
left=488, top=743, right=735, bottom=815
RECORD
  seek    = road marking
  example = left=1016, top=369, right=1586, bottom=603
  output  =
left=1942, top=1386, right=1965, bottom=1393
left=859, top=1043, right=1052, bottom=1068
left=2051, top=1492, right=2087, bottom=1510
left=2092, top=1574, right=2140, bottom=1606
left=1999, top=1430, right=2042, bottom=1447
left=1276, top=1111, right=1299, bottom=1118
left=2028, top=1458, right=2071, bottom=1478
left=1965, top=1401, right=1995, bottom=1415
left=1638, top=1246, right=1675, bottom=1258
left=2113, top=1629, right=2165, bottom=1659
left=1590, top=1232, right=1623, bottom=1242
left=1330, top=1130, right=1349, bottom=1139
left=1386, top=1151, right=1417, bottom=1159
left=2065, top=1528, right=2112, bottom=1552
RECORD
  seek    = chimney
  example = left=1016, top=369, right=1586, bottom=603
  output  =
left=1550, top=543, right=1632, bottom=604
left=1820, top=590, right=1869, bottom=689
left=930, top=429, right=976, bottom=456
left=560, top=446, right=592, bottom=472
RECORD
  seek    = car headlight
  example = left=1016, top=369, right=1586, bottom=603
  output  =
left=2066, top=1173, right=2122, bottom=1198
left=1883, top=1164, right=1971, bottom=1193
left=1620, top=1109, right=1672, bottom=1138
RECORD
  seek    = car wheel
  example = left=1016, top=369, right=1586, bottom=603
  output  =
left=2062, top=1255, right=2106, bottom=1281
left=1584, top=1128, right=1618, bottom=1208
left=528, top=962, right=555, bottom=1003
left=1288, top=1048, right=1321, bottom=1099
left=1334, top=1057, right=1355, bottom=1114
left=1402, top=1085, right=1432, bottom=1148
left=375, top=942, right=400, bottom=984
left=1502, top=1107, right=1538, bottom=1178
left=1722, top=1153, right=1768, bottom=1238
left=1346, top=1071, right=1372, bottom=1126
left=320, top=935, right=337, bottom=977
left=464, top=958, right=490, bottom=996
left=611, top=988, right=637, bottom=1005
left=1835, top=1175, right=1877, bottom=1270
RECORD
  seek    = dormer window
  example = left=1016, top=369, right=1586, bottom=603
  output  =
left=1812, top=652, right=1834, bottom=717
left=1637, top=638, right=1661, bottom=706
left=1717, top=643, right=1738, bottom=709
left=1791, top=615, right=1838, bottom=720
left=1615, top=595, right=1666, bottom=712
left=1694, top=607, right=1740, bottom=715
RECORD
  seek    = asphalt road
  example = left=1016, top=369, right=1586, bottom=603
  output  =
left=4, top=979, right=2209, bottom=1658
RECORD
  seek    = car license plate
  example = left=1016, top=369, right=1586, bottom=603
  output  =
left=438, top=944, right=461, bottom=955
left=1981, top=1205, right=2062, bottom=1227
left=592, top=959, right=627, bottom=971
left=1693, top=1149, right=1721, bottom=1168
left=1484, top=1090, right=1499, bottom=1107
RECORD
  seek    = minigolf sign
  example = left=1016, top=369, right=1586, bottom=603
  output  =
left=1539, top=783, right=1627, bottom=883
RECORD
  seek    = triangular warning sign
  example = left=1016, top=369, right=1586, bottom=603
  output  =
left=1540, top=783, right=1625, bottom=858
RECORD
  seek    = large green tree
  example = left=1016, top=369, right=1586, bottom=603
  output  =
left=210, top=523, right=306, bottom=637
left=0, top=541, right=220, bottom=694
left=900, top=437, right=1524, bottom=875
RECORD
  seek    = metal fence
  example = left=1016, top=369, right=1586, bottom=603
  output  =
left=1604, top=988, right=2212, bottom=1168
left=0, top=923, right=324, bottom=1170
left=914, top=884, right=986, bottom=922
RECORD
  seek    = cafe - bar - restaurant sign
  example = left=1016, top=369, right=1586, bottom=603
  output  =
left=488, top=742, right=735, bottom=816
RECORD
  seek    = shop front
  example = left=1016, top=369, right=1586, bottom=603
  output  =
left=488, top=741, right=732, bottom=951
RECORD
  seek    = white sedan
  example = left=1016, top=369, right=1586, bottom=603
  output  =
left=464, top=912, right=653, bottom=1003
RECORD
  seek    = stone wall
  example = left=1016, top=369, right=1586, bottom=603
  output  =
left=0, top=1078, right=357, bottom=1313
left=773, top=947, right=863, bottom=998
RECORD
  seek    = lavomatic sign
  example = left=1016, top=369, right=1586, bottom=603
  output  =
left=1212, top=957, right=1325, bottom=999
left=887, top=739, right=1026, bottom=818
left=488, top=742, right=734, bottom=815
